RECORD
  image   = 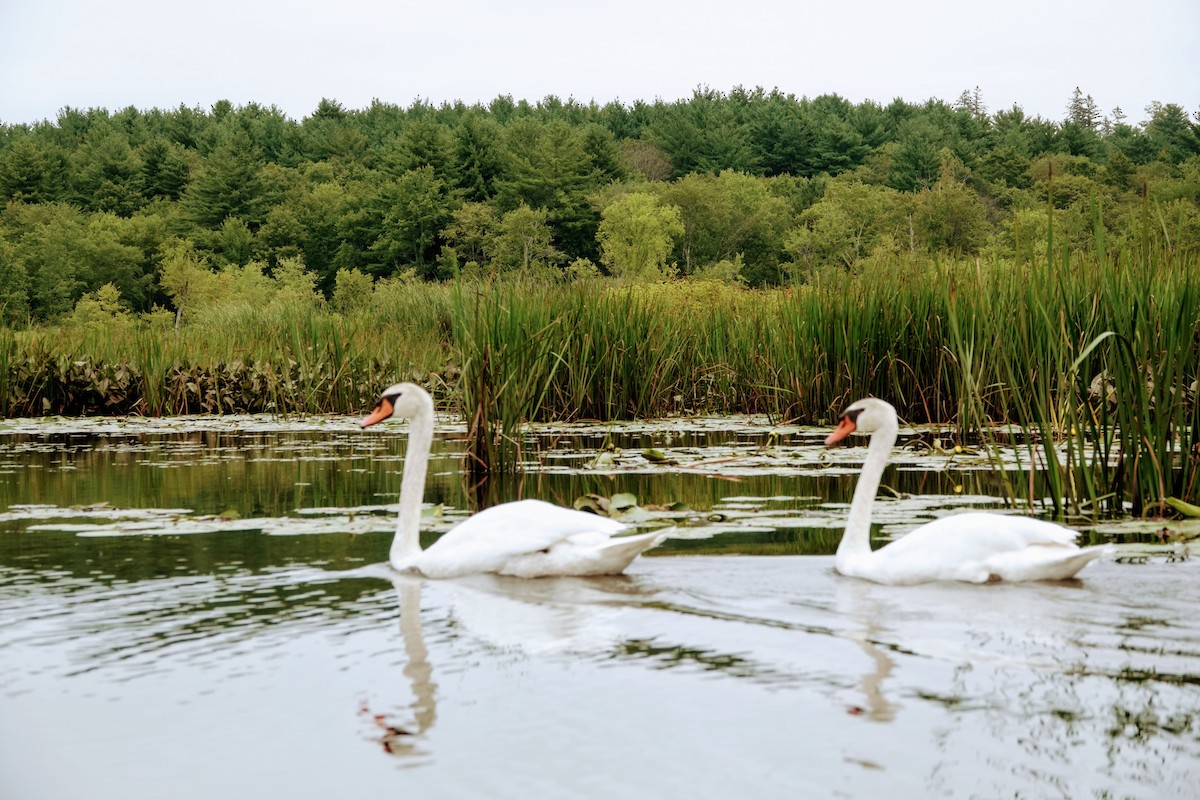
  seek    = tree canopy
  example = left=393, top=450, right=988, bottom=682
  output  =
left=1, top=86, right=1198, bottom=321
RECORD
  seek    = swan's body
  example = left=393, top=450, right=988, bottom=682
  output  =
left=825, top=398, right=1108, bottom=585
left=361, top=383, right=665, bottom=579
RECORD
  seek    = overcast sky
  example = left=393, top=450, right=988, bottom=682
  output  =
left=1, top=0, right=1197, bottom=126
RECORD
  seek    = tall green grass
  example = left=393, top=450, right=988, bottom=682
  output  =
left=3, top=240, right=1196, bottom=513
left=945, top=195, right=1199, bottom=516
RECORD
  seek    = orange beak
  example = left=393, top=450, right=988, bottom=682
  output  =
left=360, top=397, right=394, bottom=429
left=824, top=416, right=857, bottom=447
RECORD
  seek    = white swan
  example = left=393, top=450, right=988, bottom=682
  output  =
left=824, top=398, right=1108, bottom=585
left=360, top=383, right=666, bottom=578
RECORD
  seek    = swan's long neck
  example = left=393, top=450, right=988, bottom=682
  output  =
left=838, top=418, right=897, bottom=561
left=391, top=407, right=434, bottom=567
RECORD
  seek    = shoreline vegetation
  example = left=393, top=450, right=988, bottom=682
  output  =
left=1, top=87, right=1198, bottom=514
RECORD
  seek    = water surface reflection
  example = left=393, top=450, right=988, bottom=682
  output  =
left=1, top=416, right=1197, bottom=798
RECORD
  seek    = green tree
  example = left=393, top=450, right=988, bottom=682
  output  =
left=1057, top=122, right=1099, bottom=159
left=136, top=137, right=192, bottom=200
left=180, top=127, right=271, bottom=228
left=260, top=181, right=351, bottom=291
left=747, top=92, right=818, bottom=177
left=1107, top=122, right=1157, bottom=164
left=442, top=201, right=501, bottom=267
left=1142, top=102, right=1200, bottom=163
left=68, top=124, right=143, bottom=215
left=805, top=95, right=872, bottom=175
left=657, top=170, right=791, bottom=283
left=911, top=175, right=989, bottom=254
left=580, top=123, right=626, bottom=182
left=68, top=283, right=132, bottom=328
left=365, top=166, right=456, bottom=275
left=976, top=145, right=1033, bottom=191
left=216, top=261, right=276, bottom=308
left=331, top=267, right=374, bottom=313
left=489, top=204, right=562, bottom=274
left=496, top=118, right=605, bottom=259
left=497, top=118, right=598, bottom=209
left=649, top=88, right=756, bottom=176
left=381, top=119, right=459, bottom=184
left=0, top=239, right=29, bottom=321
left=784, top=179, right=908, bottom=270
left=0, top=136, right=66, bottom=203
left=1101, top=148, right=1136, bottom=191
left=1066, top=87, right=1101, bottom=130
left=268, top=256, right=323, bottom=309
left=79, top=213, right=154, bottom=310
left=203, top=217, right=258, bottom=267
left=2, top=202, right=89, bottom=318
left=597, top=192, right=683, bottom=281
left=886, top=121, right=943, bottom=192
left=298, top=98, right=368, bottom=163
left=159, top=240, right=220, bottom=326
left=454, top=113, right=506, bottom=200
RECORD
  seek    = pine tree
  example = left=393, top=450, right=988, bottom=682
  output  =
left=180, top=128, right=268, bottom=228
left=1067, top=87, right=1101, bottom=131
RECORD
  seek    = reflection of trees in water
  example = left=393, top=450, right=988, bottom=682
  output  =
left=609, top=638, right=791, bottom=683
left=830, top=575, right=1200, bottom=794
left=1, top=566, right=390, bottom=679
left=0, top=420, right=1016, bottom=565
left=914, top=627, right=1200, bottom=795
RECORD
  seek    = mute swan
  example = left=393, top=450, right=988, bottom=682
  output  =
left=824, top=398, right=1108, bottom=585
left=360, top=383, right=665, bottom=578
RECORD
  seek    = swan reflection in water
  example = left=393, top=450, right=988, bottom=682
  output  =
left=359, top=578, right=437, bottom=760
left=357, top=570, right=651, bottom=761
left=835, top=578, right=898, bottom=724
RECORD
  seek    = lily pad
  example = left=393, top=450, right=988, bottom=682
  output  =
left=610, top=492, right=639, bottom=511
left=643, top=448, right=675, bottom=464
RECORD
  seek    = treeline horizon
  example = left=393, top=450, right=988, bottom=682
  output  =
left=1, top=85, right=1198, bottom=324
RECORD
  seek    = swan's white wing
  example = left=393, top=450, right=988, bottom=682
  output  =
left=853, top=512, right=1094, bottom=584
left=891, top=513, right=1079, bottom=554
left=410, top=499, right=630, bottom=578
left=498, top=529, right=666, bottom=578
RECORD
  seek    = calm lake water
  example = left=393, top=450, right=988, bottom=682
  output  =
left=1, top=414, right=1197, bottom=798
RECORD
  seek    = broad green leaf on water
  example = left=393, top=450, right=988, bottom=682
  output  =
left=611, top=505, right=652, bottom=524
left=1165, top=497, right=1200, bottom=518
left=610, top=492, right=639, bottom=511
left=587, top=451, right=616, bottom=469
left=643, top=448, right=672, bottom=463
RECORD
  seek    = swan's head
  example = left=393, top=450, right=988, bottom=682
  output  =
left=825, top=398, right=897, bottom=447
left=360, top=383, right=434, bottom=428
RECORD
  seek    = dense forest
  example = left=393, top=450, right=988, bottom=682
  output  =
left=1, top=86, right=1198, bottom=324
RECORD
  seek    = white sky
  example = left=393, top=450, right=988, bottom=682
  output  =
left=1, top=0, right=1197, bottom=126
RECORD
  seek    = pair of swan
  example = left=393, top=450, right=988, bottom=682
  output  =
left=361, top=385, right=1106, bottom=585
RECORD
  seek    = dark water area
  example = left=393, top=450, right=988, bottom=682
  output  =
left=1, top=414, right=1197, bottom=798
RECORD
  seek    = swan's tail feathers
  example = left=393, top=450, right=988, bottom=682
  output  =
left=988, top=543, right=1111, bottom=582
left=1042, top=544, right=1111, bottom=581
left=570, top=530, right=668, bottom=576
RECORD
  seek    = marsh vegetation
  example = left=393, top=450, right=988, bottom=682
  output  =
left=1, top=87, right=1197, bottom=516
